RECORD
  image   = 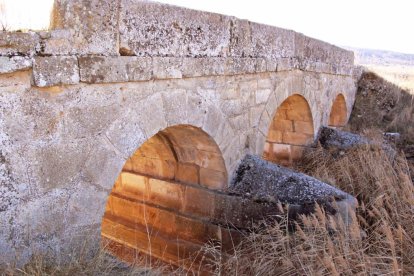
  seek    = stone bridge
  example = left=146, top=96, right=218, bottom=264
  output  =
left=0, top=0, right=356, bottom=270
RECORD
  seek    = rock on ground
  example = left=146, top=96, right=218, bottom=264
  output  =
left=230, top=154, right=357, bottom=220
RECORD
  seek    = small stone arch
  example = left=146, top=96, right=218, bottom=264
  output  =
left=328, top=94, right=348, bottom=128
left=263, top=94, right=315, bottom=166
left=101, top=124, right=227, bottom=265
left=328, top=94, right=347, bottom=128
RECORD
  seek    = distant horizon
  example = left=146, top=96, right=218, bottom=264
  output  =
left=342, top=46, right=414, bottom=56
left=1, top=0, right=414, bottom=55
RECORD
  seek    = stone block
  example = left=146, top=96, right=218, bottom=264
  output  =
left=119, top=172, right=148, bottom=198
left=0, top=70, right=31, bottom=93
left=199, top=168, right=227, bottom=190
left=257, top=78, right=273, bottom=89
left=134, top=138, right=175, bottom=161
left=175, top=215, right=221, bottom=243
left=255, top=88, right=271, bottom=104
left=285, top=108, right=312, bottom=121
left=229, top=19, right=253, bottom=57
left=152, top=207, right=177, bottom=234
left=263, top=141, right=271, bottom=159
left=183, top=186, right=215, bottom=217
left=79, top=57, right=152, bottom=83
left=32, top=56, right=79, bottom=87
left=40, top=29, right=76, bottom=55
left=175, top=163, right=199, bottom=184
left=119, top=0, right=231, bottom=57
left=282, top=132, right=314, bottom=145
left=272, top=119, right=293, bottom=131
left=250, top=22, right=295, bottom=59
left=0, top=32, right=39, bottom=56
left=174, top=147, right=226, bottom=173
left=102, top=217, right=165, bottom=256
left=0, top=56, right=32, bottom=74
left=164, top=125, right=221, bottom=153
left=181, top=57, right=226, bottom=78
left=272, top=143, right=291, bottom=160
left=161, top=89, right=188, bottom=125
left=135, top=93, right=168, bottom=138
left=225, top=58, right=256, bottom=75
left=293, top=120, right=314, bottom=135
left=34, top=140, right=90, bottom=193
left=213, top=194, right=275, bottom=228
left=229, top=113, right=249, bottom=131
left=274, top=109, right=287, bottom=120
left=50, top=0, right=119, bottom=55
left=249, top=105, right=264, bottom=128
left=152, top=57, right=182, bottom=79
left=255, top=58, right=267, bottom=72
left=105, top=195, right=145, bottom=223
left=129, top=157, right=176, bottom=180
left=267, top=129, right=283, bottom=143
left=295, top=33, right=354, bottom=70
left=148, top=178, right=185, bottom=210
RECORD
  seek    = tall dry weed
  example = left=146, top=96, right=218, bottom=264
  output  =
left=1, top=242, right=164, bottom=276
left=206, top=145, right=414, bottom=275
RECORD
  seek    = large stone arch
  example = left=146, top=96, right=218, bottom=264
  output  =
left=262, top=94, right=315, bottom=165
left=94, top=86, right=237, bottom=191
left=101, top=124, right=227, bottom=265
left=255, top=72, right=320, bottom=164
left=42, top=83, right=240, bottom=267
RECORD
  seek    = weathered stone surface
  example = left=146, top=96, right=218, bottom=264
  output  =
left=295, top=33, right=354, bottom=68
left=318, top=126, right=369, bottom=150
left=40, top=29, right=77, bottom=55
left=228, top=19, right=252, bottom=57
left=152, top=57, right=182, bottom=79
left=318, top=127, right=397, bottom=159
left=79, top=56, right=152, bottom=83
left=32, top=56, right=79, bottom=87
left=50, top=0, right=119, bottom=55
left=0, top=70, right=31, bottom=94
left=181, top=57, right=225, bottom=77
left=230, top=154, right=357, bottom=217
left=250, top=22, right=296, bottom=59
left=119, top=0, right=231, bottom=57
left=0, top=56, right=32, bottom=74
left=0, top=32, right=39, bottom=56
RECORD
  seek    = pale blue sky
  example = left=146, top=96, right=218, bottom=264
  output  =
left=2, top=0, right=414, bottom=54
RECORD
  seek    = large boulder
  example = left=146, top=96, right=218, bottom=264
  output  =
left=230, top=154, right=357, bottom=222
left=318, top=127, right=397, bottom=159
left=318, top=126, right=369, bottom=150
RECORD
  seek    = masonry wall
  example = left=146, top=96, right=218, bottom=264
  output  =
left=0, top=0, right=356, bottom=265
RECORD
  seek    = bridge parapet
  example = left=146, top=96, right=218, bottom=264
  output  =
left=0, top=0, right=353, bottom=87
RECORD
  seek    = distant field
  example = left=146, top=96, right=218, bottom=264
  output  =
left=345, top=47, right=414, bottom=94
left=364, top=64, right=414, bottom=94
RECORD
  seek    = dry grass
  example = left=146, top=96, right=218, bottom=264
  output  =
left=364, top=65, right=414, bottom=95
left=4, top=146, right=412, bottom=276
left=204, top=145, right=414, bottom=275
left=1, top=243, right=164, bottom=276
